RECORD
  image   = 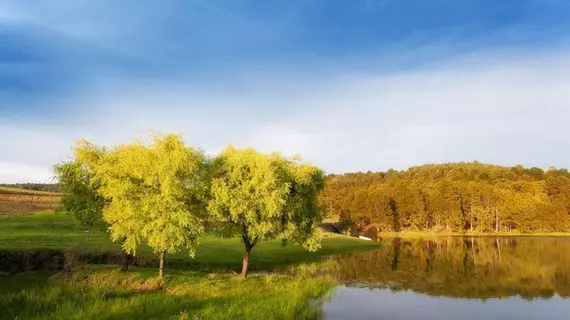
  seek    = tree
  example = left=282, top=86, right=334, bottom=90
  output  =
left=53, top=161, right=105, bottom=229
left=208, top=146, right=324, bottom=279
left=76, top=134, right=207, bottom=278
left=54, top=141, right=143, bottom=270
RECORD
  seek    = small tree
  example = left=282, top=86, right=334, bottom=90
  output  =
left=208, top=146, right=325, bottom=279
left=76, top=134, right=207, bottom=278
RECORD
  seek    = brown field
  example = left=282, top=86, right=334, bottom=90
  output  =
left=0, top=188, right=62, bottom=215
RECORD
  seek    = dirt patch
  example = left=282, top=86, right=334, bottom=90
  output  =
left=0, top=193, right=61, bottom=215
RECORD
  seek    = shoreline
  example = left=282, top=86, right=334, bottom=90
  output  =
left=376, top=231, right=570, bottom=238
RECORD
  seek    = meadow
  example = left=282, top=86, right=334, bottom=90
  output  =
left=0, top=213, right=379, bottom=319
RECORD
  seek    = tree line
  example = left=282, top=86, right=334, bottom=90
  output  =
left=0, top=183, right=61, bottom=193
left=319, top=162, right=570, bottom=234
left=54, top=133, right=324, bottom=279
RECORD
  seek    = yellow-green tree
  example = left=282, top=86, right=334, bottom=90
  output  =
left=53, top=160, right=106, bottom=229
left=75, top=134, right=207, bottom=278
left=208, top=146, right=324, bottom=279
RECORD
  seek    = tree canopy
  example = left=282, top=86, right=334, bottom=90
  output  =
left=53, top=161, right=105, bottom=228
left=208, top=146, right=324, bottom=278
left=73, top=134, right=208, bottom=277
left=319, top=162, right=570, bottom=234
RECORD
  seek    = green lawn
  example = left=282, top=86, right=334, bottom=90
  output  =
left=0, top=265, right=335, bottom=320
left=0, top=213, right=378, bottom=319
left=0, top=212, right=379, bottom=273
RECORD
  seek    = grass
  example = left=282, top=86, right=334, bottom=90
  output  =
left=0, top=213, right=379, bottom=319
left=0, top=212, right=379, bottom=272
left=0, top=265, right=335, bottom=320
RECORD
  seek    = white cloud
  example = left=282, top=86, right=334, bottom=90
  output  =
left=1, top=48, right=570, bottom=182
left=0, top=161, right=54, bottom=183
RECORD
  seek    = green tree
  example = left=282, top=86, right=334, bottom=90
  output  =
left=319, top=162, right=570, bottom=234
left=53, top=161, right=105, bottom=229
left=208, top=146, right=324, bottom=279
left=76, top=134, right=207, bottom=278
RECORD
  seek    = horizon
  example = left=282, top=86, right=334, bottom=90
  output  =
left=1, top=159, right=566, bottom=185
left=2, top=0, right=570, bottom=183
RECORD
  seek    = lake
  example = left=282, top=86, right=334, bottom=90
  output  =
left=322, top=237, right=570, bottom=320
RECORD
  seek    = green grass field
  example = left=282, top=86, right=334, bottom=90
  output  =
left=0, top=213, right=379, bottom=272
left=1, top=266, right=335, bottom=320
left=0, top=213, right=379, bottom=319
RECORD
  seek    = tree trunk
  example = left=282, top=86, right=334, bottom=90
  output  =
left=159, top=251, right=165, bottom=278
left=470, top=203, right=473, bottom=233
left=496, top=237, right=502, bottom=263
left=471, top=237, right=477, bottom=268
left=121, top=252, right=130, bottom=271
left=241, top=247, right=251, bottom=280
left=495, top=208, right=499, bottom=233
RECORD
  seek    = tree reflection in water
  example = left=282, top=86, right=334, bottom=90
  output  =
left=325, top=237, right=570, bottom=300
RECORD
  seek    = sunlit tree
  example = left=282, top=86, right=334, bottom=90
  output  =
left=207, top=146, right=324, bottom=279
left=75, top=134, right=207, bottom=278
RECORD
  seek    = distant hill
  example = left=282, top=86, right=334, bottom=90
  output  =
left=0, top=183, right=61, bottom=194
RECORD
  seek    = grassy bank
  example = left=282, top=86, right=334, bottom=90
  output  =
left=0, top=213, right=380, bottom=319
left=1, top=265, right=335, bottom=320
left=377, top=230, right=570, bottom=239
left=0, top=213, right=379, bottom=272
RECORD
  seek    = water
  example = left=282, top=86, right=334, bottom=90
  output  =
left=323, top=237, right=570, bottom=320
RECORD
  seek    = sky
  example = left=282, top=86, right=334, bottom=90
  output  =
left=1, top=0, right=570, bottom=183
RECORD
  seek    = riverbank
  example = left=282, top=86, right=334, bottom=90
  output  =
left=377, top=230, right=570, bottom=239
left=1, top=265, right=336, bottom=319
left=0, top=212, right=379, bottom=319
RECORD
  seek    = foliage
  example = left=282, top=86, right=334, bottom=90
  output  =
left=53, top=160, right=105, bottom=228
left=207, top=146, right=325, bottom=277
left=320, top=162, right=570, bottom=234
left=74, top=134, right=208, bottom=277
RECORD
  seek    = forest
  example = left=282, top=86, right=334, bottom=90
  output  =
left=319, top=162, right=570, bottom=234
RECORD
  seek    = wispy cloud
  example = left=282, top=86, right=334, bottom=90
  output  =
left=1, top=1, right=570, bottom=182
left=1, top=48, right=569, bottom=182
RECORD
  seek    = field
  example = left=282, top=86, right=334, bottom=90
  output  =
left=1, top=266, right=334, bottom=320
left=0, top=213, right=379, bottom=319
left=0, top=187, right=62, bottom=216
left=0, top=213, right=379, bottom=272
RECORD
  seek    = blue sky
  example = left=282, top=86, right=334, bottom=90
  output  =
left=1, top=0, right=570, bottom=182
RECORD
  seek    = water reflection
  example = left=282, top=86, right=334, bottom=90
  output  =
left=322, top=237, right=570, bottom=319
left=327, top=237, right=570, bottom=299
